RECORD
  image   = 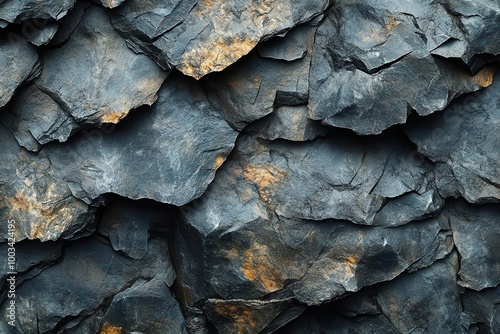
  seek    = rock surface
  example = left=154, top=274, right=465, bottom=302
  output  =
left=0, top=123, right=95, bottom=242
left=0, top=0, right=76, bottom=23
left=0, top=0, right=499, bottom=333
left=0, top=36, right=40, bottom=108
left=308, top=0, right=499, bottom=134
left=36, top=5, right=168, bottom=129
left=44, top=73, right=238, bottom=206
left=405, top=70, right=500, bottom=203
left=111, top=0, right=328, bottom=78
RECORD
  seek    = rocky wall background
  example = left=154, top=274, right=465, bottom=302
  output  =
left=0, top=0, right=499, bottom=333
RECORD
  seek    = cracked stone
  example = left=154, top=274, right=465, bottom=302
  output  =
left=0, top=35, right=40, bottom=108
left=0, top=123, right=96, bottom=242
left=44, top=73, right=238, bottom=206
left=36, top=5, right=168, bottom=129
left=111, top=0, right=328, bottom=78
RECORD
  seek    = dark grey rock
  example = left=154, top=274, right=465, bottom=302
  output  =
left=98, top=197, right=172, bottom=259
left=171, top=134, right=451, bottom=308
left=100, top=278, right=187, bottom=333
left=0, top=240, right=63, bottom=292
left=201, top=24, right=315, bottom=130
left=0, top=123, right=96, bottom=242
left=0, top=36, right=40, bottom=108
left=24, top=22, right=59, bottom=46
left=187, top=132, right=440, bottom=226
left=37, top=5, right=168, bottom=128
left=405, top=70, right=500, bottom=203
left=462, top=286, right=500, bottom=333
left=203, top=299, right=299, bottom=334
left=49, top=1, right=90, bottom=46
left=246, top=105, right=330, bottom=142
left=276, top=255, right=462, bottom=334
left=308, top=0, right=497, bottom=134
left=1, top=84, right=77, bottom=152
left=44, top=73, right=238, bottom=206
left=440, top=0, right=500, bottom=59
left=111, top=0, right=328, bottom=78
left=3, top=236, right=176, bottom=333
left=449, top=199, right=500, bottom=290
left=0, top=0, right=76, bottom=23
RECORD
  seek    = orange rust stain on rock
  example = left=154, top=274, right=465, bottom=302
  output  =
left=212, top=302, right=259, bottom=334
left=474, top=65, right=497, bottom=87
left=100, top=322, right=122, bottom=334
left=101, top=112, right=127, bottom=124
left=179, top=35, right=258, bottom=79
left=241, top=243, right=282, bottom=293
left=386, top=16, right=401, bottom=33
left=243, top=165, right=286, bottom=204
left=213, top=155, right=226, bottom=170
left=4, top=184, right=80, bottom=240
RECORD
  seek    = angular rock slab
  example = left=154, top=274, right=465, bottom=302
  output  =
left=111, top=0, right=328, bottom=78
left=204, top=299, right=302, bottom=334
left=0, top=36, right=40, bottom=108
left=448, top=199, right=500, bottom=290
left=308, top=0, right=497, bottom=134
left=171, top=134, right=451, bottom=308
left=37, top=5, right=168, bottom=128
left=201, top=23, right=315, bottom=130
left=0, top=123, right=95, bottom=242
left=98, top=196, right=173, bottom=259
left=276, top=256, right=462, bottom=334
left=0, top=0, right=76, bottom=23
left=188, top=132, right=441, bottom=226
left=405, top=71, right=500, bottom=203
left=246, top=105, right=330, bottom=142
left=462, top=286, right=500, bottom=333
left=0, top=236, right=179, bottom=333
left=100, top=279, right=187, bottom=334
left=44, top=73, right=238, bottom=206
left=174, top=201, right=451, bottom=309
left=1, top=84, right=77, bottom=152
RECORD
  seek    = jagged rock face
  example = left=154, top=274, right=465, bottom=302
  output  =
left=0, top=0, right=499, bottom=333
left=0, top=36, right=40, bottom=108
left=111, top=0, right=328, bottom=78
left=0, top=0, right=76, bottom=24
left=37, top=6, right=169, bottom=128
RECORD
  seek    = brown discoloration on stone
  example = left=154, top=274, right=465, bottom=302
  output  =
left=177, top=0, right=295, bottom=79
left=474, top=65, right=497, bottom=87
left=100, top=322, right=122, bottom=334
left=240, top=242, right=283, bottom=293
left=386, top=16, right=401, bottom=33
left=243, top=164, right=286, bottom=204
left=179, top=35, right=259, bottom=79
left=213, top=155, right=226, bottom=170
left=210, top=302, right=259, bottom=334
left=2, top=183, right=86, bottom=241
left=101, top=112, right=127, bottom=124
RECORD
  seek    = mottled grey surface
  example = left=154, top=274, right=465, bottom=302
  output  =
left=44, top=73, right=237, bottom=206
left=405, top=71, right=500, bottom=203
left=0, top=36, right=40, bottom=108
left=0, top=0, right=499, bottom=333
left=36, top=5, right=168, bottom=128
left=308, top=0, right=498, bottom=134
left=0, top=123, right=95, bottom=242
left=111, top=0, right=328, bottom=78
left=0, top=0, right=76, bottom=23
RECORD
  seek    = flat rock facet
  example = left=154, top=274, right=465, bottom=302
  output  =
left=37, top=5, right=168, bottom=128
